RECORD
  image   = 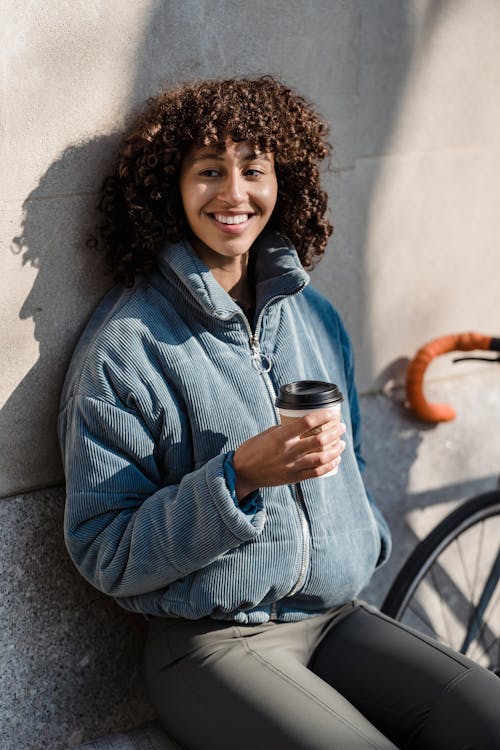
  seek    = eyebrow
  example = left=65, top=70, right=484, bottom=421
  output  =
left=189, top=150, right=272, bottom=164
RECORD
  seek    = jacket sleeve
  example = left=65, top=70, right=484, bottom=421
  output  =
left=337, top=318, right=392, bottom=566
left=58, top=394, right=266, bottom=598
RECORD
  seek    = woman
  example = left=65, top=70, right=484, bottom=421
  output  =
left=59, top=76, right=500, bottom=749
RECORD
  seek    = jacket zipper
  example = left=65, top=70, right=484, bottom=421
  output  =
left=237, top=291, right=311, bottom=608
left=286, top=483, right=310, bottom=596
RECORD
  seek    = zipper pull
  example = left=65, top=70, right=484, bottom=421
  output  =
left=250, top=335, right=272, bottom=373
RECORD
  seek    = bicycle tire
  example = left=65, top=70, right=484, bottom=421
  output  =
left=381, top=489, right=500, bottom=674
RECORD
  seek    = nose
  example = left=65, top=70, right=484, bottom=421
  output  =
left=217, top=169, right=245, bottom=205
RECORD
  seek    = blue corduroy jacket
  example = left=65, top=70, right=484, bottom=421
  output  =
left=58, top=233, right=391, bottom=624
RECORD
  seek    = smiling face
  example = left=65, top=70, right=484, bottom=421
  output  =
left=179, top=140, right=278, bottom=269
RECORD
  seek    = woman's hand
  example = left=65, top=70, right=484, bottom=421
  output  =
left=232, top=408, right=346, bottom=501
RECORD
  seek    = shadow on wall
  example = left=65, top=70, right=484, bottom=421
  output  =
left=3, top=139, right=157, bottom=749
left=4, top=139, right=116, bottom=495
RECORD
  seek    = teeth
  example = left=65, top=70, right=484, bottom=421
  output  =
left=213, top=213, right=249, bottom=225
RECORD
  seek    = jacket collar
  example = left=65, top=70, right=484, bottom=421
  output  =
left=157, top=232, right=309, bottom=320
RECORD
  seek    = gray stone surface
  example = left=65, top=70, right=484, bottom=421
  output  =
left=0, top=489, right=154, bottom=750
left=357, top=0, right=500, bottom=157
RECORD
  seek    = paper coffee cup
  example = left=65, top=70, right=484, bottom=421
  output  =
left=276, top=380, right=344, bottom=477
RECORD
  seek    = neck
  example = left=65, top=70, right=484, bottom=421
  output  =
left=189, top=236, right=255, bottom=306
left=228, top=275, right=254, bottom=308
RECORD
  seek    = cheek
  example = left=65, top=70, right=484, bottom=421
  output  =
left=180, top=183, right=207, bottom=220
left=259, top=180, right=278, bottom=214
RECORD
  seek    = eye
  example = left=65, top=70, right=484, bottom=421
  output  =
left=244, top=168, right=265, bottom=177
left=200, top=169, right=220, bottom=178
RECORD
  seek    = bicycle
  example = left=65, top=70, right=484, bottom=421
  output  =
left=380, top=332, right=500, bottom=676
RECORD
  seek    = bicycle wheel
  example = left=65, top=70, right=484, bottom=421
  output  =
left=381, top=490, right=500, bottom=675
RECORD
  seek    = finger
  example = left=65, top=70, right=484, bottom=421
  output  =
left=293, top=454, right=343, bottom=482
left=290, top=442, right=345, bottom=472
left=294, top=423, right=346, bottom=455
left=299, top=418, right=343, bottom=439
left=278, top=408, right=341, bottom=439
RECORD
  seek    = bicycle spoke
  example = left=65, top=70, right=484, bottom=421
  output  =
left=464, top=546, right=500, bottom=662
left=454, top=529, right=485, bottom=655
left=455, top=530, right=475, bottom=605
left=456, top=530, right=479, bottom=655
left=429, top=564, right=454, bottom=647
left=460, top=521, right=487, bottom=656
left=469, top=584, right=500, bottom=667
left=469, top=520, right=486, bottom=606
left=474, top=593, right=499, bottom=665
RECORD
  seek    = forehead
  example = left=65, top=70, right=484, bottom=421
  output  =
left=183, top=139, right=273, bottom=164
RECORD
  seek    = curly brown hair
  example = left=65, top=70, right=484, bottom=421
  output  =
left=96, top=75, right=332, bottom=285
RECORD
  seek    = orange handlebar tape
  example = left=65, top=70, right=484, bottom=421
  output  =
left=406, top=333, right=492, bottom=422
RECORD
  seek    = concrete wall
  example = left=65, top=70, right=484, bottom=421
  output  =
left=1, top=2, right=499, bottom=748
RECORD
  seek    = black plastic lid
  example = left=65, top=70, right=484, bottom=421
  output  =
left=275, top=380, right=343, bottom=409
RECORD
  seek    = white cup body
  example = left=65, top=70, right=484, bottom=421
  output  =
left=278, top=402, right=342, bottom=477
